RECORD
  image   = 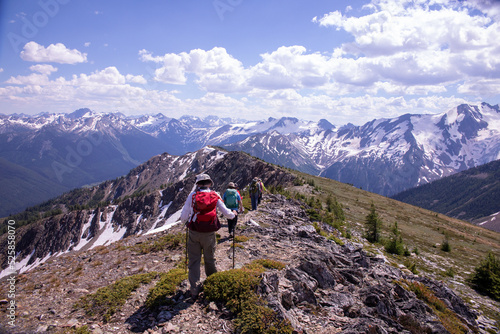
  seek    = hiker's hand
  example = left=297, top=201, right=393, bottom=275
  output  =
left=232, top=210, right=238, bottom=216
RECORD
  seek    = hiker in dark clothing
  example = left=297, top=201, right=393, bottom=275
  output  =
left=257, top=178, right=267, bottom=204
left=249, top=177, right=262, bottom=210
left=180, top=173, right=237, bottom=298
left=223, top=182, right=242, bottom=236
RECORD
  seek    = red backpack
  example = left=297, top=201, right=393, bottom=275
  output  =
left=188, top=190, right=221, bottom=232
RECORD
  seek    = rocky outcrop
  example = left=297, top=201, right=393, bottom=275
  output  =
left=242, top=195, right=480, bottom=334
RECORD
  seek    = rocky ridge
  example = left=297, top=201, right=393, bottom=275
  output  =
left=1, top=193, right=493, bottom=334
left=0, top=148, right=296, bottom=274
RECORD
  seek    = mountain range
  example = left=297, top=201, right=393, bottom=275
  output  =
left=1, top=102, right=499, bottom=217
left=225, top=103, right=500, bottom=196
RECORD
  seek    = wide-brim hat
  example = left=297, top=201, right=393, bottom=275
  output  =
left=228, top=182, right=236, bottom=188
left=195, top=173, right=213, bottom=184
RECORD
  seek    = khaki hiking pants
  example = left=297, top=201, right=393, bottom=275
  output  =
left=187, top=229, right=217, bottom=295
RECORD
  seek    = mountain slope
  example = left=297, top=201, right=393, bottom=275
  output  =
left=0, top=158, right=68, bottom=216
left=392, top=159, right=500, bottom=230
left=0, top=147, right=499, bottom=333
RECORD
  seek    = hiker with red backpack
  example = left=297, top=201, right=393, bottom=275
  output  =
left=180, top=173, right=237, bottom=299
left=223, top=182, right=243, bottom=237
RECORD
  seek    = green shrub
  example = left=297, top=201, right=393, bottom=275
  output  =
left=204, top=268, right=261, bottom=313
left=135, top=232, right=185, bottom=254
left=307, top=209, right=321, bottom=222
left=403, top=259, right=418, bottom=274
left=444, top=268, right=455, bottom=278
left=268, top=185, right=291, bottom=199
left=204, top=259, right=292, bottom=333
left=306, top=179, right=316, bottom=187
left=468, top=252, right=500, bottom=301
left=235, top=296, right=294, bottom=334
left=327, top=234, right=345, bottom=246
left=234, top=235, right=250, bottom=243
left=441, top=237, right=451, bottom=252
left=76, top=272, right=158, bottom=322
left=404, top=246, right=411, bottom=257
left=247, top=259, right=286, bottom=271
left=293, top=177, right=304, bottom=186
left=145, top=268, right=188, bottom=309
left=56, top=325, right=92, bottom=334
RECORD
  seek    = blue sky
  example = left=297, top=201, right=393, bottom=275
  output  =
left=1, top=0, right=500, bottom=125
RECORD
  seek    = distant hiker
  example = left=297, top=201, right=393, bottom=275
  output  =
left=249, top=177, right=262, bottom=210
left=180, top=173, right=237, bottom=298
left=257, top=178, right=267, bottom=204
left=223, top=182, right=243, bottom=236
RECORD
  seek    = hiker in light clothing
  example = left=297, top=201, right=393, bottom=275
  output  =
left=180, top=173, right=237, bottom=298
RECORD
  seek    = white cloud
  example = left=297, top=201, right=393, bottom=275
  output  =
left=1, top=66, right=176, bottom=116
left=311, top=0, right=500, bottom=94
left=6, top=73, right=51, bottom=86
left=29, top=64, right=58, bottom=75
left=0, top=68, right=3, bottom=73
left=84, top=42, right=91, bottom=47
left=66, top=67, right=147, bottom=87
left=140, top=47, right=247, bottom=92
left=20, top=42, right=88, bottom=64
left=248, top=46, right=331, bottom=90
left=458, top=78, right=500, bottom=97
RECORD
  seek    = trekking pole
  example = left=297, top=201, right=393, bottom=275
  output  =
left=185, top=227, right=188, bottom=274
left=232, top=225, right=235, bottom=269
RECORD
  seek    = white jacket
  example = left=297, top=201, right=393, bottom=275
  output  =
left=180, top=188, right=236, bottom=224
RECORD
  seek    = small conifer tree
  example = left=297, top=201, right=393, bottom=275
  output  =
left=469, top=252, right=500, bottom=301
left=326, top=195, right=345, bottom=222
left=365, top=203, right=382, bottom=243
left=385, top=222, right=405, bottom=255
left=441, top=235, right=451, bottom=252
